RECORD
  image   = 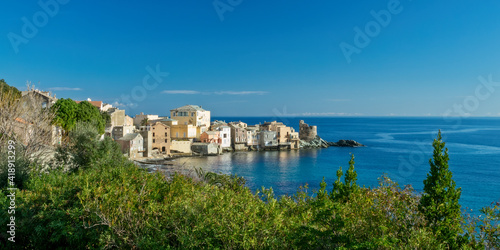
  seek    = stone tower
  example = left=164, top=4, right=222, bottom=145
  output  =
left=299, top=120, right=317, bottom=141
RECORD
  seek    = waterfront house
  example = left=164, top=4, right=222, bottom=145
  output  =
left=290, top=131, right=300, bottom=149
left=200, top=131, right=220, bottom=144
left=229, top=122, right=247, bottom=150
left=259, top=131, right=278, bottom=148
left=151, top=122, right=171, bottom=155
left=246, top=127, right=259, bottom=147
left=214, top=126, right=231, bottom=149
left=116, top=133, right=144, bottom=160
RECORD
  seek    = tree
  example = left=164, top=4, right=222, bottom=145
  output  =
left=51, top=99, right=106, bottom=135
left=75, top=101, right=105, bottom=134
left=51, top=98, right=78, bottom=134
left=419, top=130, right=463, bottom=247
left=141, top=118, right=148, bottom=126
left=331, top=154, right=359, bottom=202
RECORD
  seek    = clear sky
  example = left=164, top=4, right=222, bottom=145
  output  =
left=2, top=1, right=500, bottom=117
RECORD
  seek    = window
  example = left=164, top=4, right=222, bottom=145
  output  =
left=165, top=139, right=168, bottom=143
left=176, top=132, right=179, bottom=137
left=153, top=139, right=155, bottom=143
left=165, top=132, right=167, bottom=136
left=183, top=132, right=186, bottom=138
left=191, top=112, right=195, bottom=116
left=224, top=134, right=227, bottom=138
left=153, top=133, right=155, bottom=137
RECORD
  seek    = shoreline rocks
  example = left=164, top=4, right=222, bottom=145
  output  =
left=300, top=136, right=365, bottom=148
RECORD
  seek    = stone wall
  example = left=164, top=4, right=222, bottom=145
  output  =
left=299, top=120, right=317, bottom=142
left=171, top=140, right=192, bottom=153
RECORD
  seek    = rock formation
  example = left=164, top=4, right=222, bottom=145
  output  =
left=299, top=135, right=329, bottom=148
left=328, top=140, right=365, bottom=147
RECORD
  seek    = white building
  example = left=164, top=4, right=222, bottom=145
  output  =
left=215, top=126, right=231, bottom=148
left=246, top=127, right=259, bottom=146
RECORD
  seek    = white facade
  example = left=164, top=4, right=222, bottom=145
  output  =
left=246, top=129, right=259, bottom=146
left=216, top=126, right=231, bottom=148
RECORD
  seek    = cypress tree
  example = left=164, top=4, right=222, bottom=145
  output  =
left=419, top=130, right=463, bottom=247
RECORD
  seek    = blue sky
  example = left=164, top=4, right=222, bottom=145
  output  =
left=2, top=1, right=500, bottom=117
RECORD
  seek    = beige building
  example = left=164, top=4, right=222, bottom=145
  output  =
left=151, top=122, right=171, bottom=155
left=107, top=108, right=127, bottom=127
left=170, top=105, right=210, bottom=127
left=171, top=105, right=210, bottom=138
left=170, top=124, right=197, bottom=140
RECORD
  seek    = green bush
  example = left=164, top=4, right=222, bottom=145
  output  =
left=0, top=144, right=36, bottom=190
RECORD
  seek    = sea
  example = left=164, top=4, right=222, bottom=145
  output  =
left=174, top=117, right=500, bottom=214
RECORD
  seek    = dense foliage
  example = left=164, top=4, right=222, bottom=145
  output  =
left=51, top=99, right=106, bottom=135
left=0, top=131, right=499, bottom=248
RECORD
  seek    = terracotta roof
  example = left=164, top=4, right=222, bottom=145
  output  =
left=15, top=117, right=29, bottom=124
left=76, top=100, right=103, bottom=109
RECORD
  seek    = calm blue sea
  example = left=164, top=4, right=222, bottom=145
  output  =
left=180, top=117, right=500, bottom=214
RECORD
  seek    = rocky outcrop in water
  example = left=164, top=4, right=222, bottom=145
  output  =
left=328, top=140, right=365, bottom=147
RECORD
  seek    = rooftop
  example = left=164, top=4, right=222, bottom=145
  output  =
left=75, top=100, right=103, bottom=109
left=170, top=105, right=206, bottom=112
left=117, top=133, right=141, bottom=141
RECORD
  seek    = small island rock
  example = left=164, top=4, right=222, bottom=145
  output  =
left=328, top=140, right=365, bottom=147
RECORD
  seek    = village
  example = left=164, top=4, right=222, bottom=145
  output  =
left=22, top=88, right=326, bottom=161
left=111, top=106, right=321, bottom=160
